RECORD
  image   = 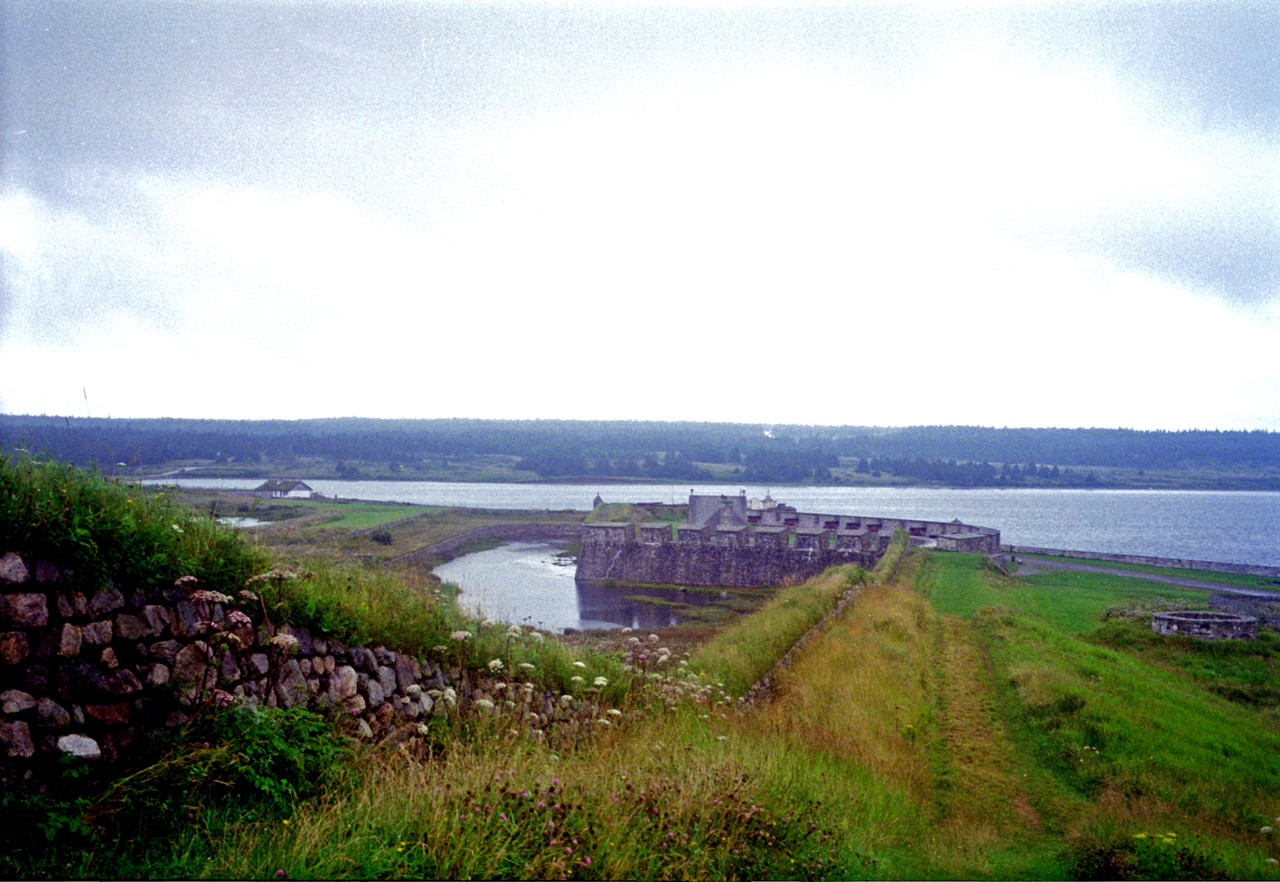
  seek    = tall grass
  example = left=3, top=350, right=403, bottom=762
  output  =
left=689, top=565, right=867, bottom=695
left=92, top=707, right=858, bottom=881
left=750, top=554, right=1067, bottom=879
left=691, top=530, right=910, bottom=696
left=0, top=452, right=264, bottom=592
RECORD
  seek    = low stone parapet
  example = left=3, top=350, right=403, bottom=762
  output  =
left=1151, top=611, right=1258, bottom=640
left=0, top=550, right=595, bottom=786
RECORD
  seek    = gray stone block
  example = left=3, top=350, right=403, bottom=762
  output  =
left=275, top=659, right=309, bottom=709
left=115, top=613, right=147, bottom=641
left=57, top=733, right=101, bottom=760
left=1, top=690, right=36, bottom=714
left=5, top=593, right=48, bottom=627
left=82, top=619, right=113, bottom=645
left=141, top=605, right=169, bottom=637
left=328, top=665, right=358, bottom=702
left=145, top=664, right=171, bottom=688
left=0, top=720, right=34, bottom=757
left=37, top=698, right=71, bottom=729
left=102, top=669, right=142, bottom=696
left=59, top=623, right=82, bottom=657
left=88, top=586, right=126, bottom=616
left=377, top=665, right=397, bottom=697
left=0, top=553, right=30, bottom=585
left=0, top=632, right=29, bottom=665
left=149, top=639, right=180, bottom=664
left=394, top=653, right=421, bottom=691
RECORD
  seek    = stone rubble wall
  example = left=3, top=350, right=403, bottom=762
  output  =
left=0, top=551, right=594, bottom=786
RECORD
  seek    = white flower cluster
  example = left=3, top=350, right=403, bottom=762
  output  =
left=621, top=637, right=733, bottom=710
left=246, top=569, right=299, bottom=586
left=426, top=686, right=458, bottom=709
left=192, top=589, right=234, bottom=605
left=270, top=631, right=300, bottom=651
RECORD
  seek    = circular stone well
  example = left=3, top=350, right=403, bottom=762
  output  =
left=1151, top=611, right=1257, bottom=640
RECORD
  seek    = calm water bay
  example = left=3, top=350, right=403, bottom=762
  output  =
left=162, top=478, right=1280, bottom=568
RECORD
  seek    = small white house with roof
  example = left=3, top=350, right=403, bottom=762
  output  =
left=252, top=479, right=314, bottom=499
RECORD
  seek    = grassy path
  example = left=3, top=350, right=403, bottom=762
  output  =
left=751, top=555, right=1061, bottom=877
left=933, top=613, right=1041, bottom=843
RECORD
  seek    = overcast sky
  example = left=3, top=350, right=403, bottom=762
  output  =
left=2, top=1, right=1278, bottom=430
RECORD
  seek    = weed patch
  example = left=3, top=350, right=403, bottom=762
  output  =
left=1066, top=830, right=1229, bottom=880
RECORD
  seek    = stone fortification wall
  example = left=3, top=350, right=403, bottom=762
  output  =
left=1003, top=545, right=1280, bottom=579
left=0, top=551, right=593, bottom=786
left=576, top=523, right=885, bottom=588
left=687, top=494, right=1001, bottom=555
left=750, top=511, right=1000, bottom=552
left=387, top=523, right=582, bottom=566
left=1151, top=611, right=1258, bottom=640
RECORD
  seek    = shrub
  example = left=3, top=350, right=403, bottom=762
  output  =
left=91, top=703, right=348, bottom=839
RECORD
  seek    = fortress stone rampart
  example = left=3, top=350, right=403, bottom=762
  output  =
left=576, top=523, right=886, bottom=588
left=577, top=492, right=1000, bottom=588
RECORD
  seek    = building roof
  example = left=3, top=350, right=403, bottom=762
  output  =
left=254, top=480, right=313, bottom=493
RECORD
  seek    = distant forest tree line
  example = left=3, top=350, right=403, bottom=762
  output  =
left=1, top=416, right=1278, bottom=488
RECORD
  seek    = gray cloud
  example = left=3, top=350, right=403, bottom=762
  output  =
left=1083, top=209, right=1280, bottom=306
left=3, top=0, right=1278, bottom=345
left=0, top=180, right=184, bottom=346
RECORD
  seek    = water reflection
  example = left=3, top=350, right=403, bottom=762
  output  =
left=216, top=516, right=267, bottom=528
left=576, top=581, right=717, bottom=630
left=432, top=540, right=707, bottom=632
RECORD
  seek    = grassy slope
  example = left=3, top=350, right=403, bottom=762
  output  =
left=913, top=552, right=1280, bottom=878
left=27, top=550, right=1280, bottom=879
left=713, top=550, right=1280, bottom=879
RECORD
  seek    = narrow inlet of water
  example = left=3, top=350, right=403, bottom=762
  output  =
left=432, top=541, right=709, bottom=632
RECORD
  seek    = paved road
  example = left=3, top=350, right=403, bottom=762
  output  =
left=1012, top=555, right=1280, bottom=600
